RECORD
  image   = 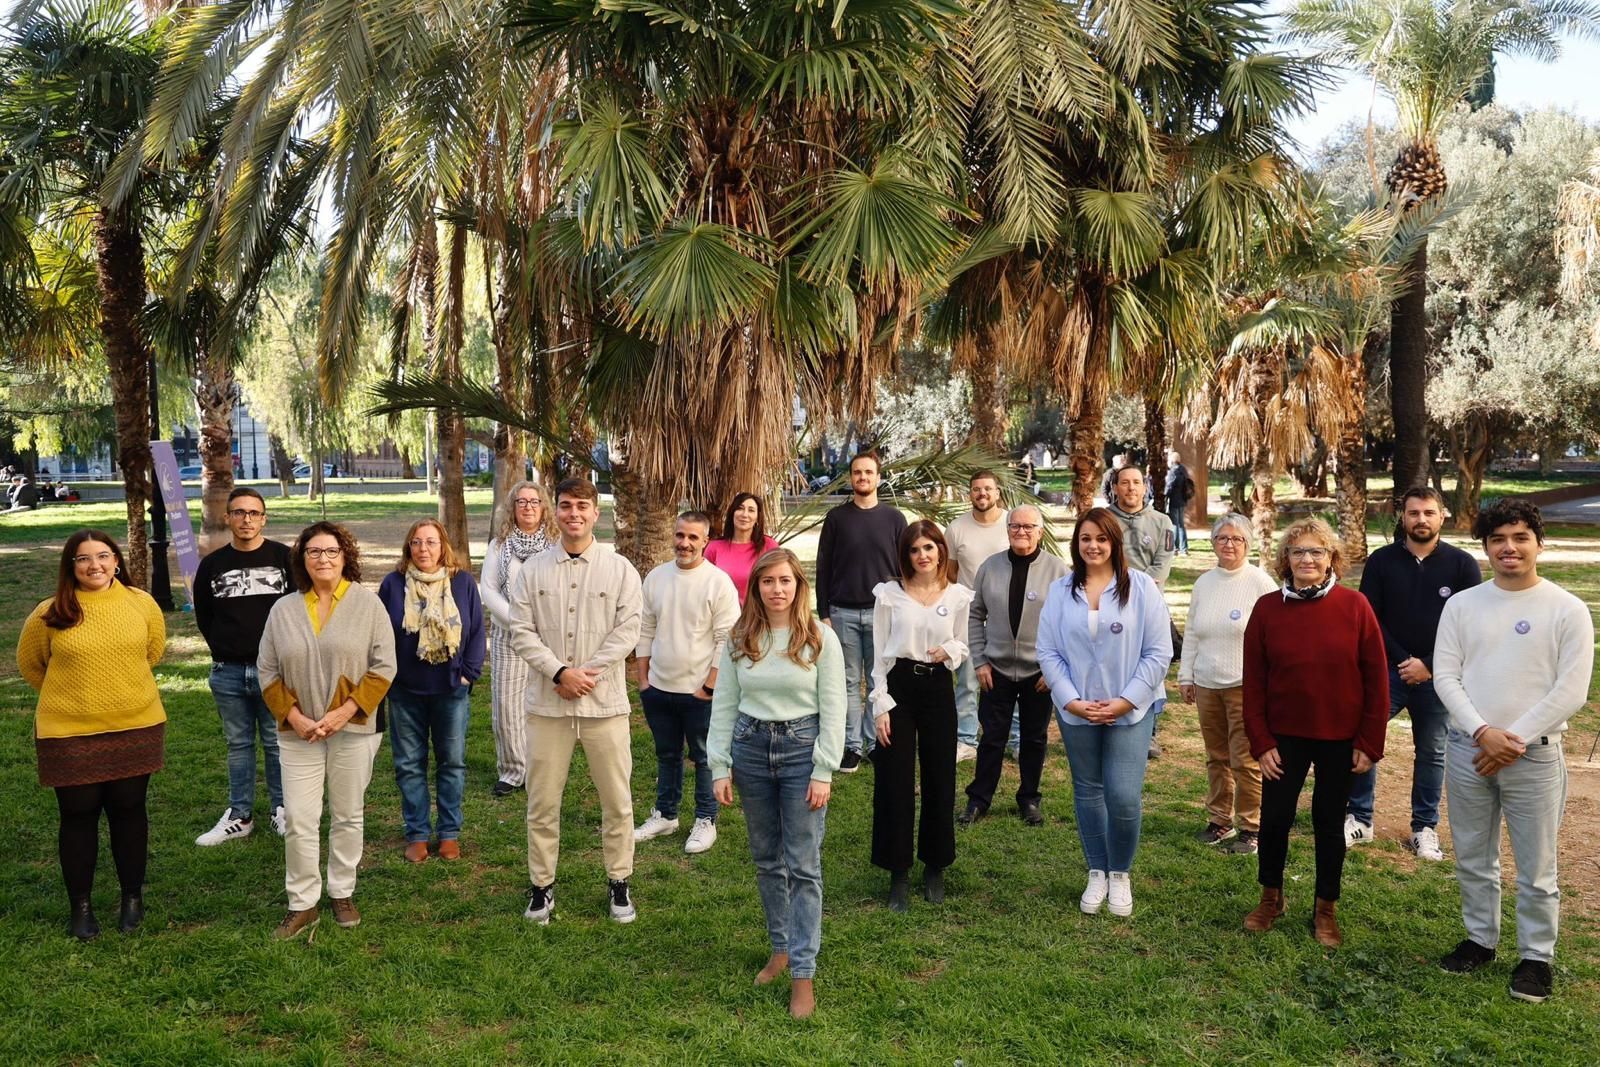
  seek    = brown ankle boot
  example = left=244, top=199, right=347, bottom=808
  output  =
left=1243, top=887, right=1286, bottom=932
left=1312, top=897, right=1342, bottom=947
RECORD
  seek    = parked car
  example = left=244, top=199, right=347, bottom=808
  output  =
left=290, top=462, right=336, bottom=478
left=177, top=465, right=203, bottom=480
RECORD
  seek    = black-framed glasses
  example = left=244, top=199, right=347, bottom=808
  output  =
left=305, top=547, right=343, bottom=560
left=228, top=508, right=265, bottom=520
left=1007, top=523, right=1041, bottom=532
left=1289, top=547, right=1330, bottom=560
left=513, top=499, right=542, bottom=510
left=1214, top=535, right=1247, bottom=545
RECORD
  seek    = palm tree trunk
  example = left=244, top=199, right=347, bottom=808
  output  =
left=968, top=341, right=1008, bottom=452
left=94, top=207, right=153, bottom=588
left=609, top=457, right=676, bottom=575
left=1173, top=388, right=1211, bottom=530
left=435, top=222, right=470, bottom=564
left=1249, top=353, right=1281, bottom=573
left=1335, top=338, right=1373, bottom=563
left=1389, top=237, right=1430, bottom=502
left=399, top=446, right=417, bottom=480
left=195, top=343, right=236, bottom=541
left=1145, top=395, right=1168, bottom=513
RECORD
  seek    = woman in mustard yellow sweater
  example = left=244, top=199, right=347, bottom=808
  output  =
left=16, top=529, right=166, bottom=941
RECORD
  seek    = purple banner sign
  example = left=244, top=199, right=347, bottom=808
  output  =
left=150, top=441, right=202, bottom=606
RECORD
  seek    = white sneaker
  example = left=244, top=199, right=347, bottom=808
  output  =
left=524, top=883, right=554, bottom=925
left=1107, top=871, right=1134, bottom=917
left=608, top=879, right=636, bottom=924
left=1410, top=827, right=1445, bottom=861
left=1344, top=814, right=1374, bottom=847
left=633, top=809, right=679, bottom=841
left=684, top=818, right=718, bottom=855
left=270, top=805, right=287, bottom=836
left=196, top=809, right=253, bottom=846
left=1080, top=870, right=1108, bottom=914
left=955, top=742, right=978, bottom=763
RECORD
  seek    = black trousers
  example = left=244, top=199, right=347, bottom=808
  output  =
left=1257, top=736, right=1353, bottom=901
left=966, top=670, right=1052, bottom=809
left=871, top=660, right=957, bottom=873
left=55, top=774, right=150, bottom=899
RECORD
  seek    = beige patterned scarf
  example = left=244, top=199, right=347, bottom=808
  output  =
left=403, top=565, right=462, bottom=664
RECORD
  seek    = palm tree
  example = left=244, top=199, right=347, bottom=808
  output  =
left=1558, top=149, right=1600, bottom=334
left=0, top=0, right=175, bottom=588
left=1289, top=0, right=1600, bottom=502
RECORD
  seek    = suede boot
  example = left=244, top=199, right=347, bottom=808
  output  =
left=1312, top=897, right=1342, bottom=947
left=1243, top=887, right=1285, bottom=932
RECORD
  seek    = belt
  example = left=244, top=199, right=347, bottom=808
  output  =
left=740, top=714, right=818, bottom=735
left=895, top=657, right=939, bottom=676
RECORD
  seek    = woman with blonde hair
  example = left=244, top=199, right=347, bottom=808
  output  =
left=377, top=519, right=486, bottom=862
left=708, top=548, right=845, bottom=1019
left=1242, top=518, right=1388, bottom=947
left=17, top=530, right=166, bottom=940
left=479, top=479, right=553, bottom=797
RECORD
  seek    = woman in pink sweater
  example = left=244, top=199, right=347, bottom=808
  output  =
left=705, top=493, right=780, bottom=605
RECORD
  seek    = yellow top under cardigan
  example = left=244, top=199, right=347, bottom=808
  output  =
left=16, top=583, right=167, bottom=739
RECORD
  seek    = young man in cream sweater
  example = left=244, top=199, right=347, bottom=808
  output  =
left=634, top=512, right=741, bottom=854
left=1434, top=499, right=1594, bottom=1003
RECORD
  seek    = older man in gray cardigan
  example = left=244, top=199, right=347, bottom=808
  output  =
left=960, top=505, right=1069, bottom=827
left=509, top=477, right=643, bottom=926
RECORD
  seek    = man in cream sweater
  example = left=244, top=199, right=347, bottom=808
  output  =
left=509, top=477, right=643, bottom=925
left=1433, top=499, right=1594, bottom=1003
left=633, top=512, right=741, bottom=855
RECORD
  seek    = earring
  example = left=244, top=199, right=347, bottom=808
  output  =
left=114, top=566, right=121, bottom=576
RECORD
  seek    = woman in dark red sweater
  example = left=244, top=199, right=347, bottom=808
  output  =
left=1241, top=518, right=1388, bottom=947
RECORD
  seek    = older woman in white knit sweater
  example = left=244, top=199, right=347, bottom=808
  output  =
left=479, top=480, right=553, bottom=798
left=1178, top=513, right=1279, bottom=855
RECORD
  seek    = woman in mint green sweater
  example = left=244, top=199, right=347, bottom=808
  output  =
left=709, top=548, right=845, bottom=1020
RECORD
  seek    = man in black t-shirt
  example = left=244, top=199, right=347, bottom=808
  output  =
left=192, top=487, right=297, bottom=846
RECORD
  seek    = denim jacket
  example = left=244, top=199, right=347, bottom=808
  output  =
left=1037, top=568, right=1173, bottom=729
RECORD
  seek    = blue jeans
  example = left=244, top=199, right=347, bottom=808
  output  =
left=1347, top=668, right=1448, bottom=831
left=1059, top=714, right=1156, bottom=872
left=731, top=714, right=827, bottom=979
left=640, top=687, right=716, bottom=821
left=953, top=658, right=979, bottom=747
left=209, top=662, right=283, bottom=821
left=388, top=685, right=471, bottom=842
left=831, top=606, right=876, bottom=755
left=1167, top=502, right=1188, bottom=553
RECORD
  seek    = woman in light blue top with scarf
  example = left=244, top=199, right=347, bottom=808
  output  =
left=1038, top=507, right=1173, bottom=919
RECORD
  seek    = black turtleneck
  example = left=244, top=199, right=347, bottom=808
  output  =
left=1007, top=547, right=1040, bottom=636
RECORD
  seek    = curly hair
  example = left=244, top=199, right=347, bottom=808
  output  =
left=1274, top=517, right=1343, bottom=580
left=494, top=479, right=556, bottom=542
left=1472, top=497, right=1545, bottom=544
left=289, top=522, right=362, bottom=592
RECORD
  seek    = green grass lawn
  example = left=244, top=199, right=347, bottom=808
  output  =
left=2, top=495, right=1598, bottom=1064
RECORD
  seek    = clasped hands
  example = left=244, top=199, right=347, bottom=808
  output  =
left=1471, top=726, right=1526, bottom=776
left=286, top=700, right=357, bottom=743
left=1064, top=697, right=1134, bottom=725
left=556, top=665, right=601, bottom=700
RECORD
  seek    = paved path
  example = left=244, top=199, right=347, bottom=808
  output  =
left=1538, top=494, right=1600, bottom=525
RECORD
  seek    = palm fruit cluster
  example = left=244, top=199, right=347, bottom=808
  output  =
left=1386, top=141, right=1447, bottom=203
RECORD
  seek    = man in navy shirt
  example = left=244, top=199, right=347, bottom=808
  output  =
left=1346, top=486, right=1481, bottom=858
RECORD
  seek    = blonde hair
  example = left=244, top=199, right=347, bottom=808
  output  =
left=395, top=518, right=459, bottom=575
left=1274, top=517, right=1343, bottom=580
left=495, top=479, right=556, bottom=542
left=730, top=548, right=823, bottom=668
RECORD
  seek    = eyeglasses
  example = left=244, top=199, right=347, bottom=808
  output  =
left=1214, top=535, right=1247, bottom=545
left=1007, top=523, right=1041, bottom=532
left=304, top=547, right=343, bottom=560
left=410, top=538, right=442, bottom=549
left=228, top=508, right=265, bottom=520
left=513, top=499, right=542, bottom=510
left=73, top=552, right=114, bottom=566
left=1289, top=547, right=1330, bottom=560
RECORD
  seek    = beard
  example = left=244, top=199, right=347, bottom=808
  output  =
left=1405, top=523, right=1438, bottom=545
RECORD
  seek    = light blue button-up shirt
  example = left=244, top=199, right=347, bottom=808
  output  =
left=1037, top=568, right=1173, bottom=729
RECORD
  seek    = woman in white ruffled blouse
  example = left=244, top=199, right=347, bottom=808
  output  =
left=868, top=519, right=973, bottom=911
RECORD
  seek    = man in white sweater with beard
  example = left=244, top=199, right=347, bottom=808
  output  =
left=1433, top=499, right=1594, bottom=1004
left=634, top=512, right=742, bottom=855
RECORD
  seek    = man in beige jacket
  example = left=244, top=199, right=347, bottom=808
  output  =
left=509, top=477, right=643, bottom=925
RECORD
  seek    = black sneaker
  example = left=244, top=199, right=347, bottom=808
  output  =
left=838, top=750, right=862, bottom=774
left=1509, top=959, right=1553, bottom=1003
left=1224, top=831, right=1259, bottom=855
left=957, top=801, right=985, bottom=827
left=608, top=879, right=636, bottom=924
left=492, top=779, right=519, bottom=798
left=1196, top=822, right=1236, bottom=845
left=1440, top=939, right=1496, bottom=974
left=523, top=883, right=554, bottom=925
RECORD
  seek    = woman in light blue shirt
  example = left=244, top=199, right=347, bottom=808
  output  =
left=1038, top=507, right=1173, bottom=919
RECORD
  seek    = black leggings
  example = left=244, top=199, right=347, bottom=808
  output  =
left=54, top=775, right=150, bottom=899
left=1256, top=736, right=1352, bottom=902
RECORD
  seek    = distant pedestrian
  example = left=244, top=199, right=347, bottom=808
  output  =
left=1163, top=450, right=1193, bottom=555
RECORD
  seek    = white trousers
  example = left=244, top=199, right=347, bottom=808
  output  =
left=525, top=714, right=634, bottom=887
left=1445, top=730, right=1567, bottom=962
left=490, top=629, right=531, bottom=786
left=279, top=729, right=384, bottom=911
